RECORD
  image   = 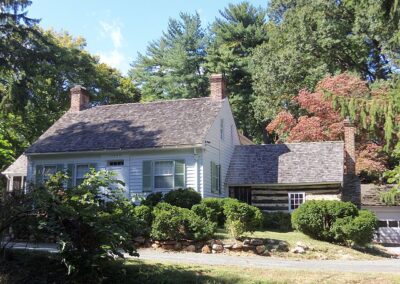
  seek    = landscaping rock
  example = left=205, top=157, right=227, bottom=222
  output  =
left=231, top=243, right=243, bottom=250
left=134, top=236, right=146, bottom=244
left=162, top=244, right=175, bottom=250
left=174, top=242, right=182, bottom=250
left=256, top=245, right=266, bottom=254
left=223, top=244, right=233, bottom=249
left=295, top=241, right=309, bottom=250
left=291, top=246, right=306, bottom=254
left=151, top=243, right=161, bottom=249
left=250, top=239, right=264, bottom=246
left=184, top=245, right=196, bottom=252
left=243, top=239, right=251, bottom=245
left=212, top=244, right=224, bottom=253
left=161, top=240, right=176, bottom=245
left=263, top=250, right=271, bottom=256
left=201, top=245, right=211, bottom=254
left=276, top=241, right=290, bottom=252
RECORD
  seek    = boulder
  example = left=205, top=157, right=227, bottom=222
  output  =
left=162, top=244, right=175, bottom=250
left=212, top=244, right=224, bottom=253
left=174, top=242, right=182, bottom=250
left=295, top=241, right=309, bottom=250
left=255, top=245, right=266, bottom=255
left=243, top=239, right=251, bottom=245
left=151, top=243, right=161, bottom=249
left=223, top=244, right=233, bottom=249
left=250, top=239, right=264, bottom=246
left=202, top=245, right=211, bottom=254
left=184, top=245, right=196, bottom=252
left=161, top=240, right=176, bottom=245
left=291, top=246, right=306, bottom=254
left=231, top=243, right=243, bottom=250
left=276, top=241, right=290, bottom=252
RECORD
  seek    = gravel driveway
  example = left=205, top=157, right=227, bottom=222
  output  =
left=136, top=248, right=400, bottom=273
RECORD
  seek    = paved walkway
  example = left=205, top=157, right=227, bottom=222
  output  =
left=136, top=248, right=400, bottom=273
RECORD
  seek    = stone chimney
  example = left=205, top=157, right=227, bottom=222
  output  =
left=70, top=85, right=90, bottom=112
left=343, top=117, right=356, bottom=175
left=210, top=74, right=227, bottom=101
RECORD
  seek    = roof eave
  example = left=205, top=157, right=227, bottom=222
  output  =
left=25, top=143, right=204, bottom=156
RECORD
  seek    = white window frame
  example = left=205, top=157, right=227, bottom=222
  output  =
left=147, top=160, right=186, bottom=191
left=154, top=160, right=175, bottom=190
left=43, top=164, right=58, bottom=182
left=288, top=192, right=305, bottom=212
left=75, top=164, right=90, bottom=186
left=107, top=160, right=124, bottom=167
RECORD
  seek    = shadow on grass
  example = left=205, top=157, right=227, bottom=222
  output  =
left=0, top=250, right=245, bottom=284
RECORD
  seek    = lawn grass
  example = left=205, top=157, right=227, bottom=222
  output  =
left=123, top=259, right=400, bottom=284
left=215, top=228, right=393, bottom=260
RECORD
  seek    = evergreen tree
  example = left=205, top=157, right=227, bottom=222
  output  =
left=206, top=2, right=268, bottom=142
left=130, top=12, right=208, bottom=101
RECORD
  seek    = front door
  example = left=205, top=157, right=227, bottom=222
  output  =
left=107, top=161, right=129, bottom=199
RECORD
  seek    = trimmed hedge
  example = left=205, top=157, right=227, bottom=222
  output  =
left=133, top=205, right=153, bottom=237
left=200, top=198, right=238, bottom=227
left=151, top=203, right=216, bottom=241
left=292, top=200, right=377, bottom=246
left=191, top=203, right=217, bottom=224
left=223, top=199, right=263, bottom=238
left=163, top=188, right=201, bottom=209
left=141, top=192, right=163, bottom=207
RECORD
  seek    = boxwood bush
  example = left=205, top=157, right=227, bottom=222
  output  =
left=141, top=192, right=163, bottom=207
left=133, top=205, right=153, bottom=237
left=200, top=198, right=238, bottom=227
left=151, top=203, right=216, bottom=241
left=292, top=200, right=377, bottom=246
left=223, top=199, right=263, bottom=238
left=162, top=188, right=202, bottom=209
left=191, top=203, right=217, bottom=224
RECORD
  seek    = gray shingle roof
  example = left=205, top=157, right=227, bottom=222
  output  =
left=226, top=142, right=344, bottom=185
left=25, top=98, right=222, bottom=154
left=361, top=184, right=397, bottom=206
left=2, top=154, right=27, bottom=175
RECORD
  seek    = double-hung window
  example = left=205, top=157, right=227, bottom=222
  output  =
left=288, top=192, right=305, bottom=211
left=211, top=161, right=221, bottom=194
left=142, top=160, right=185, bottom=192
left=35, top=164, right=64, bottom=185
left=75, top=164, right=90, bottom=186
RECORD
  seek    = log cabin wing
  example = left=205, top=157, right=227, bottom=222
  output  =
left=225, top=142, right=345, bottom=212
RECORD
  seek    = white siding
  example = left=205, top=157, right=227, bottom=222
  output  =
left=27, top=148, right=202, bottom=197
left=202, top=99, right=240, bottom=198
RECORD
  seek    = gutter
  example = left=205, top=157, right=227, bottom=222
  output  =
left=25, top=144, right=204, bottom=156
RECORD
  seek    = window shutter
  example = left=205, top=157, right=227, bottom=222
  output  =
left=67, top=164, right=75, bottom=188
left=35, top=165, right=43, bottom=185
left=174, top=160, right=185, bottom=189
left=143, top=161, right=153, bottom=192
left=211, top=162, right=216, bottom=193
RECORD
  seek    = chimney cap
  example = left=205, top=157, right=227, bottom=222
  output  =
left=343, top=117, right=354, bottom=126
left=70, top=85, right=87, bottom=93
left=210, top=73, right=224, bottom=79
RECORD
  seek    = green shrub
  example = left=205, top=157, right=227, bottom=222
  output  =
left=151, top=203, right=216, bottom=241
left=133, top=205, right=153, bottom=237
left=163, top=188, right=201, bottom=209
left=191, top=203, right=217, bottom=224
left=201, top=198, right=237, bottom=227
left=262, top=211, right=292, bottom=232
left=141, top=192, right=163, bottom=207
left=291, top=200, right=358, bottom=241
left=223, top=199, right=263, bottom=239
left=344, top=210, right=378, bottom=246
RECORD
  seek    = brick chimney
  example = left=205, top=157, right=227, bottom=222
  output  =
left=344, top=117, right=356, bottom=175
left=210, top=74, right=227, bottom=101
left=70, top=85, right=90, bottom=112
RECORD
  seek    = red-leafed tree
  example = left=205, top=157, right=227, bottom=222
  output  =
left=266, top=73, right=388, bottom=179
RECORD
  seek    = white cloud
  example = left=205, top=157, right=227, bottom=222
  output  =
left=97, top=20, right=127, bottom=73
left=98, top=50, right=124, bottom=70
left=100, top=21, right=122, bottom=48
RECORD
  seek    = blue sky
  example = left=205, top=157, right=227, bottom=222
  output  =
left=29, top=0, right=268, bottom=74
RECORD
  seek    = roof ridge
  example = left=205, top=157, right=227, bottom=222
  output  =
left=86, top=96, right=218, bottom=110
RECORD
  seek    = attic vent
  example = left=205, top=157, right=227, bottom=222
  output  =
left=108, top=160, right=124, bottom=167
